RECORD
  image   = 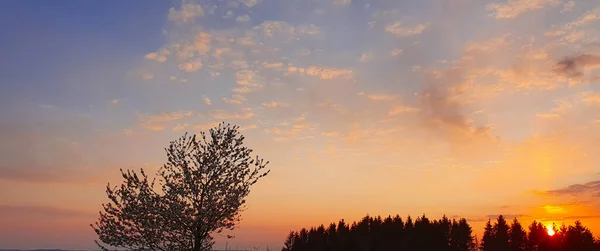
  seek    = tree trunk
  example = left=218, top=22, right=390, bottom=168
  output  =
left=193, top=225, right=203, bottom=251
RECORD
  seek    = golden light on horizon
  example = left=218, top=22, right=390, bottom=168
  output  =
left=547, top=224, right=555, bottom=236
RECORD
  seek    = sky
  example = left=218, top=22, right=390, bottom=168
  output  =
left=1, top=0, right=600, bottom=249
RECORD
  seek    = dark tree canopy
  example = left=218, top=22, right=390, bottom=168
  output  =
left=509, top=218, right=527, bottom=251
left=283, top=214, right=600, bottom=251
left=282, top=214, right=477, bottom=251
left=91, top=123, right=270, bottom=251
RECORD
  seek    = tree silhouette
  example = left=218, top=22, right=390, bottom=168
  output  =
left=481, top=219, right=495, bottom=251
left=493, top=215, right=510, bottom=251
left=509, top=218, right=527, bottom=251
left=527, top=220, right=548, bottom=251
left=282, top=214, right=600, bottom=251
left=451, top=218, right=475, bottom=251
left=91, top=123, right=270, bottom=251
left=564, top=220, right=596, bottom=251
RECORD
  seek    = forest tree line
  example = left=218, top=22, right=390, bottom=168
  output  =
left=281, top=214, right=600, bottom=251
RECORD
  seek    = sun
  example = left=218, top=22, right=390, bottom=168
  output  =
left=546, top=224, right=555, bottom=236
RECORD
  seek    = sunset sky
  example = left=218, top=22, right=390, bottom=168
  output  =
left=1, top=0, right=600, bottom=249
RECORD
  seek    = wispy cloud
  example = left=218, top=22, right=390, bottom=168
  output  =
left=388, top=105, right=419, bottom=115
left=305, top=66, right=354, bottom=80
left=208, top=110, right=255, bottom=120
left=540, top=180, right=600, bottom=197
left=487, top=0, right=559, bottom=19
left=137, top=111, right=193, bottom=131
left=554, top=53, right=600, bottom=80
left=385, top=22, right=429, bottom=37
left=203, top=97, right=212, bottom=105
left=236, top=15, right=251, bottom=23
left=145, top=48, right=170, bottom=63
left=262, top=101, right=290, bottom=108
left=333, top=0, right=351, bottom=6
left=168, top=3, right=204, bottom=24
left=358, top=92, right=397, bottom=101
left=0, top=205, right=96, bottom=218
left=222, top=95, right=247, bottom=105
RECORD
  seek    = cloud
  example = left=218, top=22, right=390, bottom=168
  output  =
left=388, top=105, right=419, bottom=115
left=239, top=124, right=258, bottom=131
left=223, top=10, right=233, bottom=19
left=262, top=101, right=290, bottom=108
left=109, top=99, right=120, bottom=105
left=415, top=66, right=498, bottom=149
left=305, top=66, right=354, bottom=80
left=562, top=1, right=575, bottom=12
left=267, top=122, right=317, bottom=137
left=222, top=95, right=247, bottom=105
left=203, top=97, right=212, bottom=105
left=0, top=165, right=101, bottom=184
left=463, top=35, right=510, bottom=53
left=254, top=21, right=295, bottom=40
left=194, top=122, right=221, bottom=131
left=321, top=131, right=340, bottom=137
left=358, top=92, right=397, bottom=101
left=172, top=123, right=189, bottom=132
left=232, top=86, right=252, bottom=93
left=333, top=0, right=351, bottom=6
left=168, top=3, right=204, bottom=24
left=583, top=93, right=600, bottom=104
left=235, top=70, right=264, bottom=90
left=178, top=59, right=203, bottom=72
left=536, top=113, right=560, bottom=118
left=546, top=8, right=600, bottom=43
left=144, top=48, right=170, bottom=63
left=360, top=52, right=373, bottom=63
left=553, top=53, right=600, bottom=80
left=295, top=24, right=324, bottom=37
left=171, top=31, right=212, bottom=61
left=486, top=0, right=559, bottom=19
left=0, top=205, right=95, bottom=219
left=273, top=137, right=291, bottom=143
left=262, top=62, right=284, bottom=69
left=236, top=15, right=251, bottom=23
left=485, top=214, right=530, bottom=220
left=140, top=72, right=154, bottom=80
left=137, top=111, right=193, bottom=131
left=316, top=100, right=350, bottom=114
left=208, top=110, right=255, bottom=120
left=239, top=0, right=261, bottom=8
left=385, top=22, right=429, bottom=37
left=390, top=49, right=403, bottom=56
left=230, top=60, right=249, bottom=69
left=540, top=180, right=600, bottom=197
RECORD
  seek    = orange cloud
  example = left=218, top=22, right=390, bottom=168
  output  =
left=144, top=48, right=170, bottom=63
left=208, top=110, right=255, bottom=120
left=305, top=66, right=353, bottom=80
left=486, top=0, right=559, bottom=19
left=262, top=101, right=290, bottom=108
left=358, top=92, right=397, bottom=101
left=388, top=105, right=419, bottom=115
left=137, top=111, right=193, bottom=131
left=168, top=3, right=204, bottom=24
left=385, top=22, right=429, bottom=37
left=203, top=97, right=212, bottom=105
left=222, top=95, right=247, bottom=105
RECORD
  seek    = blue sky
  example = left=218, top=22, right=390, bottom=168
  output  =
left=1, top=0, right=600, bottom=249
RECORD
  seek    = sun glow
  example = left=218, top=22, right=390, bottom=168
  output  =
left=547, top=224, right=555, bottom=236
